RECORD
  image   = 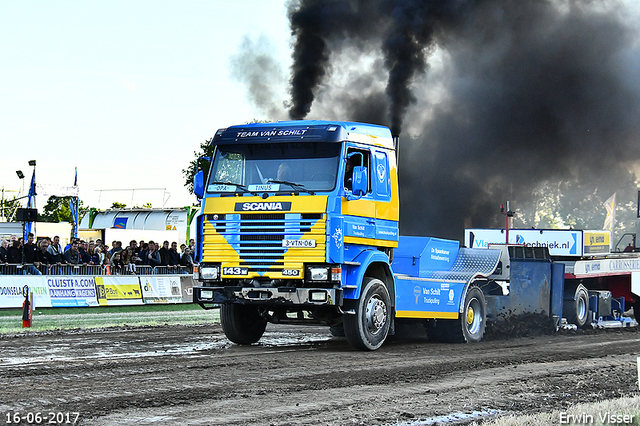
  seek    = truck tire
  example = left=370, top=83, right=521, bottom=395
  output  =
left=220, top=303, right=267, bottom=345
left=329, top=322, right=345, bottom=337
left=427, top=286, right=486, bottom=343
left=343, top=277, right=391, bottom=350
left=633, top=300, right=640, bottom=321
left=564, top=284, right=590, bottom=328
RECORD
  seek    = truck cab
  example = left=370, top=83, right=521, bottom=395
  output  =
left=192, top=121, right=399, bottom=350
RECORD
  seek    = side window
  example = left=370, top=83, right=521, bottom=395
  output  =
left=345, top=148, right=370, bottom=193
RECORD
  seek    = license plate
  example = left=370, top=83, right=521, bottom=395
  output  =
left=282, top=239, right=316, bottom=248
left=223, top=267, right=248, bottom=276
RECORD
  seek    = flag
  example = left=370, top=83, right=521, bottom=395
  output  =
left=603, top=193, right=616, bottom=231
left=70, top=167, right=79, bottom=238
left=24, top=169, right=36, bottom=237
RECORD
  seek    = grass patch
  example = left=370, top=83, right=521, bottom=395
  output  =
left=471, top=395, right=640, bottom=426
left=0, top=304, right=219, bottom=334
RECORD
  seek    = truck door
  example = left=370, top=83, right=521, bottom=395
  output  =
left=342, top=148, right=376, bottom=244
left=371, top=149, right=397, bottom=242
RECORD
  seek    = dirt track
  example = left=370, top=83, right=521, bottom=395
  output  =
left=0, top=322, right=638, bottom=425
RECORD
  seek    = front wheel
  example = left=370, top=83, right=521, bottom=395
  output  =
left=220, top=303, right=267, bottom=345
left=343, top=277, right=392, bottom=350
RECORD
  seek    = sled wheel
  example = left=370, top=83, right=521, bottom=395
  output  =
left=428, top=286, right=486, bottom=343
left=564, top=284, right=590, bottom=328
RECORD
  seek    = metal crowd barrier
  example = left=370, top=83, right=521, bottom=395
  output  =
left=0, top=263, right=193, bottom=276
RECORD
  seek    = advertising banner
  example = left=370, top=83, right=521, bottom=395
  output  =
left=583, top=231, right=611, bottom=254
left=140, top=276, right=183, bottom=304
left=46, top=276, right=99, bottom=307
left=95, top=276, right=144, bottom=306
left=0, top=276, right=99, bottom=308
left=465, top=229, right=584, bottom=257
left=394, top=277, right=462, bottom=319
left=0, top=276, right=51, bottom=308
left=179, top=275, right=196, bottom=303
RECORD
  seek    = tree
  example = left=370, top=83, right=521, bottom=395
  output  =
left=0, top=197, right=22, bottom=222
left=111, top=202, right=127, bottom=209
left=39, top=196, right=88, bottom=224
left=513, top=168, right=639, bottom=246
left=183, top=137, right=214, bottom=195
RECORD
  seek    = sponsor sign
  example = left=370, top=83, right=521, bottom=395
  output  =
left=0, top=276, right=98, bottom=308
left=235, top=129, right=308, bottom=138
left=0, top=276, right=51, bottom=308
left=47, top=276, right=98, bottom=307
left=465, top=229, right=583, bottom=257
left=395, top=277, right=462, bottom=317
left=179, top=275, right=196, bottom=303
left=574, top=257, right=640, bottom=276
left=140, top=276, right=183, bottom=304
left=583, top=231, right=611, bottom=254
left=95, top=276, right=143, bottom=306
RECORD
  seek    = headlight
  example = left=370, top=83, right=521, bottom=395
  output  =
left=200, top=290, right=214, bottom=299
left=200, top=266, right=220, bottom=280
left=308, top=267, right=329, bottom=281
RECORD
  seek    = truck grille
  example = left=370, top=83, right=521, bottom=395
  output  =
left=202, top=212, right=326, bottom=275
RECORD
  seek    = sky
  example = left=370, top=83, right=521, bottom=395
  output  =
left=0, top=0, right=291, bottom=212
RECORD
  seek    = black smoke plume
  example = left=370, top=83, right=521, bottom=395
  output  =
left=281, top=0, right=640, bottom=240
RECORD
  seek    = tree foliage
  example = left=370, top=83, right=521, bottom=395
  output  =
left=39, top=196, right=88, bottom=223
left=0, top=197, right=22, bottom=221
left=512, top=168, right=639, bottom=247
left=182, top=137, right=214, bottom=196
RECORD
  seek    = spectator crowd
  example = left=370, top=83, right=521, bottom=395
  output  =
left=0, top=234, right=196, bottom=275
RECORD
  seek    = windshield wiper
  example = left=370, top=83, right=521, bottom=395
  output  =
left=267, top=180, right=315, bottom=195
left=209, top=181, right=250, bottom=193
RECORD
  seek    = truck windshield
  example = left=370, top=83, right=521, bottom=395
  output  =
left=207, top=142, right=341, bottom=193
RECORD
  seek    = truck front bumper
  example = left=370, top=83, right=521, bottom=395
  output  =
left=193, top=286, right=343, bottom=309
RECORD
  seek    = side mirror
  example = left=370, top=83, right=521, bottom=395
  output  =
left=352, top=166, right=367, bottom=196
left=194, top=170, right=205, bottom=199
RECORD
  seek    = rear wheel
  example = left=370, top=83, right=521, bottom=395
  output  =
left=220, top=303, right=267, bottom=345
left=633, top=300, right=640, bottom=321
left=343, top=277, right=391, bottom=350
left=564, top=283, right=590, bottom=327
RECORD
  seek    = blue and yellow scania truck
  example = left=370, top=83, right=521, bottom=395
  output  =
left=191, top=120, right=637, bottom=350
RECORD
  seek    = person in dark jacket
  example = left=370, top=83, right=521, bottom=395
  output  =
left=0, top=239, right=9, bottom=263
left=158, top=240, right=173, bottom=270
left=47, top=235, right=64, bottom=263
left=7, top=240, right=22, bottom=264
left=36, top=239, right=60, bottom=274
left=23, top=233, right=38, bottom=263
left=144, top=241, right=161, bottom=272
left=64, top=240, right=82, bottom=265
left=169, top=242, right=181, bottom=272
